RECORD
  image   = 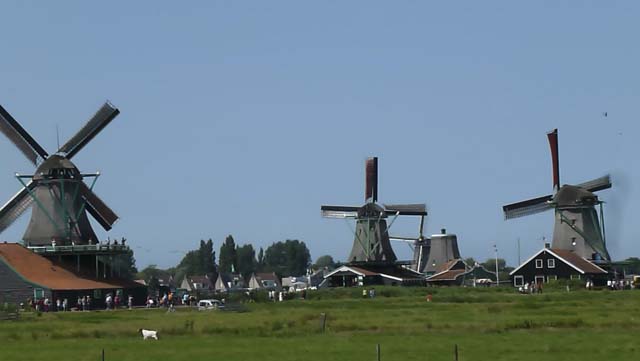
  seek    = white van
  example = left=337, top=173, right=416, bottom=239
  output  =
left=197, top=299, right=224, bottom=310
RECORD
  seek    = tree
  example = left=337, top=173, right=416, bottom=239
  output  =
left=481, top=258, right=507, bottom=273
left=313, top=255, right=336, bottom=270
left=236, top=244, right=257, bottom=279
left=622, top=257, right=640, bottom=274
left=137, top=264, right=163, bottom=281
left=174, top=239, right=217, bottom=283
left=147, top=276, right=160, bottom=295
left=200, top=239, right=216, bottom=275
left=219, top=235, right=237, bottom=273
left=263, top=239, right=311, bottom=277
left=257, top=247, right=265, bottom=270
left=463, top=257, right=477, bottom=267
left=115, top=247, right=138, bottom=279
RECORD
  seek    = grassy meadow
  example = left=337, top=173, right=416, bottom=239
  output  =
left=1, top=287, right=639, bottom=361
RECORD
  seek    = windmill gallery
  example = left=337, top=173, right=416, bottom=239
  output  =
left=0, top=102, right=633, bottom=305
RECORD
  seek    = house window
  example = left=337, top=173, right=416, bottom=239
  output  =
left=514, top=275, right=524, bottom=287
left=547, top=259, right=556, bottom=268
left=547, top=275, right=557, bottom=282
left=570, top=274, right=581, bottom=280
left=535, top=259, right=543, bottom=269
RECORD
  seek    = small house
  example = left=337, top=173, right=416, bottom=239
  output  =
left=180, top=275, right=213, bottom=292
left=214, top=273, right=245, bottom=293
left=509, top=245, right=608, bottom=287
left=248, top=272, right=282, bottom=291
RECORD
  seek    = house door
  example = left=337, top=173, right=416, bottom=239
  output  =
left=534, top=275, right=545, bottom=285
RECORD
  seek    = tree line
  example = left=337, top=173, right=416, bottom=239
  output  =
left=137, top=236, right=322, bottom=285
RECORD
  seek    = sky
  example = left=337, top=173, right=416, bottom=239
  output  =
left=0, top=1, right=638, bottom=269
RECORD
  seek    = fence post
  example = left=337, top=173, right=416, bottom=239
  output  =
left=454, top=344, right=458, bottom=361
left=320, top=313, right=327, bottom=333
left=376, top=343, right=381, bottom=361
left=102, top=348, right=105, bottom=361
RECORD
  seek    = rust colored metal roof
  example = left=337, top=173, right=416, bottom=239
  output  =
left=427, top=269, right=466, bottom=281
left=550, top=249, right=607, bottom=274
left=0, top=243, right=143, bottom=290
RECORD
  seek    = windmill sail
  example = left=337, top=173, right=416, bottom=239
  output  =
left=0, top=105, right=48, bottom=164
left=79, top=182, right=118, bottom=231
left=0, top=182, right=36, bottom=232
left=577, top=175, right=612, bottom=193
left=59, top=102, right=120, bottom=159
left=503, top=194, right=553, bottom=219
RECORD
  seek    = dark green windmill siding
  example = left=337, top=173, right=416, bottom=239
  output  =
left=0, top=258, right=50, bottom=304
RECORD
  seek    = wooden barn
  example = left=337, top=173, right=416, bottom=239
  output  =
left=0, top=243, right=146, bottom=307
left=509, top=245, right=608, bottom=287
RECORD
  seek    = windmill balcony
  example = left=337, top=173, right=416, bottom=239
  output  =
left=28, top=243, right=130, bottom=256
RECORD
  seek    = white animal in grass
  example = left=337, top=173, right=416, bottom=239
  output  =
left=139, top=329, right=158, bottom=340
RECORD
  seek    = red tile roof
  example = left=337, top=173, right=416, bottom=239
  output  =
left=427, top=269, right=466, bottom=281
left=0, top=243, right=143, bottom=290
left=348, top=266, right=380, bottom=276
left=550, top=249, right=607, bottom=274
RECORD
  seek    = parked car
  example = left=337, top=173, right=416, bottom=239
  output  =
left=197, top=299, right=224, bottom=310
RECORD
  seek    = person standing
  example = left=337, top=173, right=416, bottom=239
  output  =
left=128, top=295, right=133, bottom=310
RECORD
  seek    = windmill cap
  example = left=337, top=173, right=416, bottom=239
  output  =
left=552, top=185, right=599, bottom=206
left=33, top=155, right=81, bottom=180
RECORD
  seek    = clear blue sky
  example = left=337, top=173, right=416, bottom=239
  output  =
left=1, top=1, right=638, bottom=269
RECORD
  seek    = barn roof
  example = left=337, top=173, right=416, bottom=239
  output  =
left=550, top=249, right=607, bottom=274
left=426, top=268, right=466, bottom=281
left=324, top=264, right=423, bottom=281
left=0, top=243, right=143, bottom=290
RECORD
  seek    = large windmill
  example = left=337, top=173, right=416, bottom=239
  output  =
left=0, top=102, right=120, bottom=247
left=321, top=157, right=427, bottom=264
left=503, top=129, right=612, bottom=262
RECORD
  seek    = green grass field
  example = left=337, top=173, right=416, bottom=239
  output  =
left=1, top=287, right=639, bottom=361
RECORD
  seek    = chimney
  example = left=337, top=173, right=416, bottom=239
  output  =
left=544, top=242, right=551, bottom=249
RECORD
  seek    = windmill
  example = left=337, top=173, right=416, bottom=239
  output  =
left=503, top=129, right=612, bottom=262
left=0, top=102, right=120, bottom=247
left=321, top=157, right=427, bottom=264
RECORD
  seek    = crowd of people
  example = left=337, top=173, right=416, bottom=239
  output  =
left=27, top=293, right=137, bottom=312
left=517, top=282, right=544, bottom=294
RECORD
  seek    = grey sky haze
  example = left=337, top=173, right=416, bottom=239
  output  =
left=1, top=1, right=638, bottom=269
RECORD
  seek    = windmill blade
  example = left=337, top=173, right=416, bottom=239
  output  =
left=389, top=236, right=419, bottom=242
left=78, top=182, right=118, bottom=230
left=0, top=105, right=49, bottom=165
left=547, top=128, right=560, bottom=192
left=503, top=194, right=553, bottom=219
left=321, top=205, right=359, bottom=218
left=58, top=102, right=120, bottom=159
left=0, top=182, right=37, bottom=233
left=383, top=204, right=427, bottom=216
left=365, top=157, right=378, bottom=203
left=577, top=175, right=612, bottom=193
